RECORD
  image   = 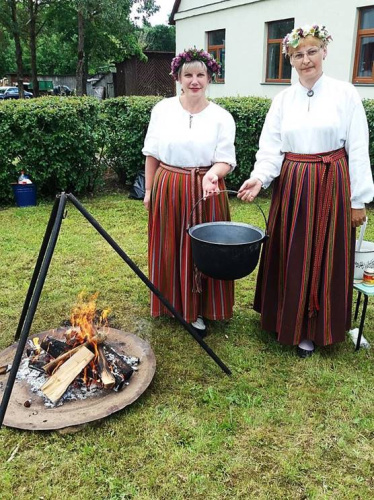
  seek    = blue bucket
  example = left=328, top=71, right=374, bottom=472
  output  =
left=12, top=183, right=37, bottom=207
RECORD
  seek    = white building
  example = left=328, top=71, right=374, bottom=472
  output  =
left=170, top=0, right=374, bottom=99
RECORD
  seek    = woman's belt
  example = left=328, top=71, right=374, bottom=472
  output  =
left=285, top=147, right=348, bottom=317
left=285, top=147, right=346, bottom=164
left=160, top=163, right=210, bottom=174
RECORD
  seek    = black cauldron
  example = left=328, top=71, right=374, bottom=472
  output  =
left=188, top=193, right=268, bottom=281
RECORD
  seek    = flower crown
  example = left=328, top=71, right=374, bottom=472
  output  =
left=282, top=24, right=333, bottom=55
left=170, top=48, right=221, bottom=81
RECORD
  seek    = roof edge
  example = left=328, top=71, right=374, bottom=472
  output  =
left=169, top=0, right=181, bottom=25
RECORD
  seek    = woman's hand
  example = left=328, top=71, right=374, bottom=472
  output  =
left=144, top=189, right=151, bottom=211
left=352, top=208, right=367, bottom=228
left=202, top=171, right=219, bottom=199
left=237, top=178, right=263, bottom=202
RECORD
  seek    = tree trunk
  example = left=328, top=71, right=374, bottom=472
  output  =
left=76, top=7, right=87, bottom=96
left=9, top=0, right=24, bottom=98
left=28, top=0, right=39, bottom=97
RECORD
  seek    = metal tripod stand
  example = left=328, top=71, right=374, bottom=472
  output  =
left=0, top=193, right=231, bottom=427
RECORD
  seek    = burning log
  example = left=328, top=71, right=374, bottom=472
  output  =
left=40, top=336, right=70, bottom=358
left=28, top=362, right=47, bottom=374
left=41, top=346, right=95, bottom=403
left=104, top=344, right=134, bottom=382
left=43, top=332, right=106, bottom=374
left=97, top=345, right=115, bottom=389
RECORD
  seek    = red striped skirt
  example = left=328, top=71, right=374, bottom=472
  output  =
left=148, top=163, right=234, bottom=322
left=254, top=148, right=355, bottom=346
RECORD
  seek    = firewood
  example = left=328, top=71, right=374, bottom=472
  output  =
left=0, top=364, right=11, bottom=375
left=28, top=351, right=54, bottom=372
left=41, top=336, right=70, bottom=358
left=28, top=362, right=46, bottom=373
left=41, top=346, right=95, bottom=403
left=43, top=332, right=106, bottom=374
left=97, top=345, right=115, bottom=389
left=103, top=344, right=134, bottom=381
left=112, top=373, right=126, bottom=391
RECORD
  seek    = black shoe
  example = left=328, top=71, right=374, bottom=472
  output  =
left=191, top=326, right=207, bottom=338
left=296, top=346, right=314, bottom=358
left=190, top=316, right=207, bottom=338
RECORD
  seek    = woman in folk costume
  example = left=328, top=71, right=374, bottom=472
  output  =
left=238, top=24, right=374, bottom=357
left=142, top=48, right=236, bottom=336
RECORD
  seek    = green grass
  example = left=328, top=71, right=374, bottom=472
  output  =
left=1, top=192, right=374, bottom=499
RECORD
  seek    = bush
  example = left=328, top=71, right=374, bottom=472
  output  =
left=363, top=99, right=374, bottom=170
left=2, top=94, right=373, bottom=206
left=0, top=97, right=104, bottom=204
left=100, top=95, right=271, bottom=190
left=0, top=95, right=274, bottom=205
left=214, top=96, right=271, bottom=189
left=101, top=96, right=162, bottom=186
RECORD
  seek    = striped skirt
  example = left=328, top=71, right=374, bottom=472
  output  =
left=254, top=148, right=355, bottom=346
left=148, top=163, right=234, bottom=323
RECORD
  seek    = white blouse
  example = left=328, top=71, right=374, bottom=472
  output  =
left=142, top=96, right=236, bottom=169
left=251, top=74, right=374, bottom=208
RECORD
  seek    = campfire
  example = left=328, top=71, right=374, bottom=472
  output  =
left=18, top=293, right=139, bottom=405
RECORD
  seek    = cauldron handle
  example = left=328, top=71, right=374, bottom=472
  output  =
left=187, top=189, right=268, bottom=233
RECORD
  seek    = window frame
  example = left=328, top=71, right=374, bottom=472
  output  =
left=265, top=19, right=293, bottom=83
left=207, top=29, right=225, bottom=84
left=353, top=7, right=374, bottom=84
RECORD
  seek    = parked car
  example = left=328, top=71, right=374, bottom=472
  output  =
left=53, top=85, right=72, bottom=96
left=0, top=87, right=33, bottom=99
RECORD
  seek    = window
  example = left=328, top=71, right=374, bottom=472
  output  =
left=207, top=29, right=225, bottom=83
left=353, top=6, right=374, bottom=83
left=266, top=19, right=293, bottom=82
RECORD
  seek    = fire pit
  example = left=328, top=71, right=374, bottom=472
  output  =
left=0, top=327, right=156, bottom=431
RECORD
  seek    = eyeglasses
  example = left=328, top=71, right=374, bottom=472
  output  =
left=292, top=48, right=321, bottom=61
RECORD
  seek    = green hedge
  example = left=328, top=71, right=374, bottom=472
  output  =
left=0, top=97, right=104, bottom=204
left=0, top=95, right=272, bottom=205
left=214, top=97, right=271, bottom=188
left=363, top=99, right=374, bottom=170
left=101, top=96, right=162, bottom=186
left=2, top=95, right=374, bottom=206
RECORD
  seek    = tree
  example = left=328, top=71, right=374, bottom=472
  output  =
left=6, top=0, right=25, bottom=96
left=0, top=0, right=53, bottom=95
left=0, top=28, right=16, bottom=76
left=73, top=0, right=159, bottom=95
left=25, top=0, right=39, bottom=95
left=0, top=0, right=161, bottom=93
left=138, top=24, right=175, bottom=52
left=23, top=0, right=56, bottom=96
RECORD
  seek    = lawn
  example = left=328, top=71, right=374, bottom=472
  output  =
left=0, top=192, right=374, bottom=499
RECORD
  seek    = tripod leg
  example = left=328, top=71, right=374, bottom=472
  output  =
left=15, top=197, right=60, bottom=341
left=0, top=194, right=68, bottom=427
left=67, top=193, right=231, bottom=375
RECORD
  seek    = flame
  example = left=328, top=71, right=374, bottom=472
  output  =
left=51, top=292, right=111, bottom=386
left=70, top=292, right=98, bottom=342
left=32, top=337, right=41, bottom=355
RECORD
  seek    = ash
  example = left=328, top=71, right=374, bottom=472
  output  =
left=16, top=358, right=105, bottom=407
left=16, top=347, right=140, bottom=408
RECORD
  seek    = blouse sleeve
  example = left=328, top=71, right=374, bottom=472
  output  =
left=250, top=95, right=284, bottom=188
left=213, top=112, right=237, bottom=170
left=142, top=102, right=162, bottom=160
left=345, top=97, right=374, bottom=208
